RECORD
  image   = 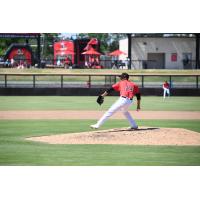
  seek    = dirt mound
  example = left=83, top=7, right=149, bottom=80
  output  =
left=26, top=127, right=200, bottom=146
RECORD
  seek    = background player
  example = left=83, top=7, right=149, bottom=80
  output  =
left=90, top=73, right=141, bottom=130
left=162, top=80, right=170, bottom=99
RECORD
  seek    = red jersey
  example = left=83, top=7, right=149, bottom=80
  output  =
left=163, top=82, right=169, bottom=89
left=112, top=80, right=139, bottom=99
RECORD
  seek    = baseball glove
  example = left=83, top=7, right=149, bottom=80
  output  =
left=97, top=95, right=104, bottom=106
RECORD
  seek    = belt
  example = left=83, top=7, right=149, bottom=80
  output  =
left=121, top=96, right=133, bottom=100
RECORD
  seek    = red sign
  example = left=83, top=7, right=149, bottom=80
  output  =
left=8, top=48, right=32, bottom=64
left=54, top=41, right=75, bottom=65
left=171, top=53, right=177, bottom=62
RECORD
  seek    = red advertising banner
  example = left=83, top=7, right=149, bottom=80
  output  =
left=54, top=41, right=75, bottom=65
left=8, top=48, right=32, bottom=64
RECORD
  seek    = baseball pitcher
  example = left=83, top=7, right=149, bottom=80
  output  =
left=91, top=72, right=141, bottom=129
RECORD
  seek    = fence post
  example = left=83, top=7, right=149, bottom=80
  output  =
left=61, top=75, right=63, bottom=88
left=33, top=75, right=35, bottom=88
left=141, top=75, right=144, bottom=88
left=169, top=75, right=172, bottom=89
left=5, top=74, right=7, bottom=88
left=196, top=76, right=199, bottom=89
left=87, top=75, right=91, bottom=88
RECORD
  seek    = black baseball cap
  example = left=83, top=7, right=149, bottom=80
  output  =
left=118, top=73, right=129, bottom=79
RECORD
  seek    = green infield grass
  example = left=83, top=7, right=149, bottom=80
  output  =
left=0, top=96, right=199, bottom=111
left=0, top=119, right=200, bottom=166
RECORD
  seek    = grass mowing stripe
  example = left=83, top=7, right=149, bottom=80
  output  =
left=0, top=96, right=200, bottom=111
left=0, top=119, right=200, bottom=136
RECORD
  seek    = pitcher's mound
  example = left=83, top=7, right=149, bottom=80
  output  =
left=26, top=127, right=200, bottom=146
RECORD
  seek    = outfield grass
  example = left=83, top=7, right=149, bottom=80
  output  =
left=0, top=96, right=199, bottom=111
left=0, top=119, right=200, bottom=166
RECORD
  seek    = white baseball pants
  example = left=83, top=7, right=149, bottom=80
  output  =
left=163, top=88, right=170, bottom=98
left=95, top=96, right=138, bottom=128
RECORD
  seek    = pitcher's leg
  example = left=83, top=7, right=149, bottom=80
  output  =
left=95, top=98, right=124, bottom=128
left=121, top=101, right=138, bottom=128
left=123, top=111, right=138, bottom=128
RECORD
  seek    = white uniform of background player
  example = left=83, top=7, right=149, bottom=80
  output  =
left=91, top=73, right=141, bottom=129
left=163, top=81, right=170, bottom=99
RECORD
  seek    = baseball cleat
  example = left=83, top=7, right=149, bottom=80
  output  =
left=90, top=124, right=99, bottom=129
left=128, top=126, right=138, bottom=130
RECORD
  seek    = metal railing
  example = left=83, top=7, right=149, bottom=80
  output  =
left=0, top=74, right=199, bottom=89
